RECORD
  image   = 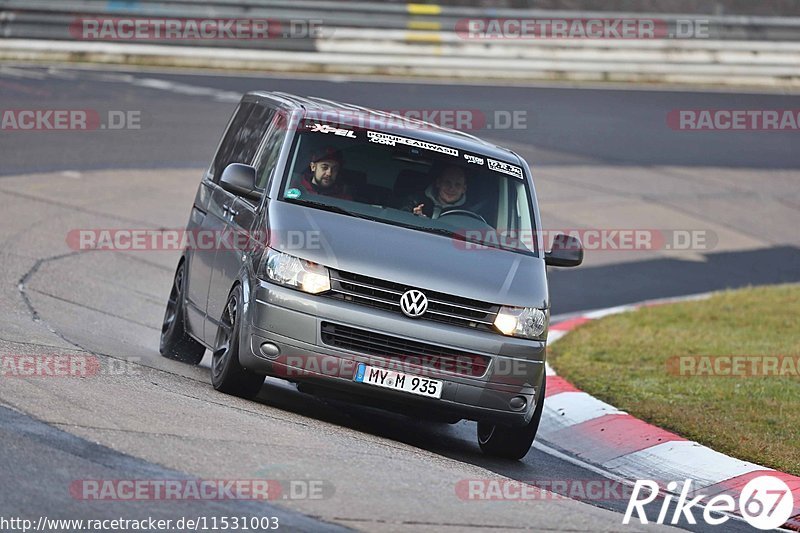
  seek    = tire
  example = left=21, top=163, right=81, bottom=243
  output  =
left=477, top=376, right=546, bottom=460
left=211, top=285, right=265, bottom=399
left=160, top=261, right=206, bottom=364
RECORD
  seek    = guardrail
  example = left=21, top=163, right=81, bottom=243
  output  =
left=4, top=0, right=800, bottom=41
left=1, top=0, right=799, bottom=86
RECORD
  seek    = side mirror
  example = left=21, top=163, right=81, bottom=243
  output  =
left=545, top=233, right=584, bottom=267
left=220, top=163, right=261, bottom=201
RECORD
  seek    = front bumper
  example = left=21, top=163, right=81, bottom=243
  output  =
left=240, top=281, right=546, bottom=426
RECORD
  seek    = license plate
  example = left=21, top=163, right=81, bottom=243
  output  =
left=353, top=363, right=442, bottom=399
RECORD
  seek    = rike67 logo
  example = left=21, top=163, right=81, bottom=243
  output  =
left=624, top=476, right=795, bottom=530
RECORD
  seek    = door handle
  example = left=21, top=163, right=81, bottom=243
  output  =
left=222, top=204, right=239, bottom=218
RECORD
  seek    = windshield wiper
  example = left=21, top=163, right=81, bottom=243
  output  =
left=417, top=226, right=507, bottom=251
left=284, top=198, right=372, bottom=220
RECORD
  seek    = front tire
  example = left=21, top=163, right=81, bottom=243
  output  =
left=211, top=285, right=265, bottom=399
left=160, top=261, right=206, bottom=364
left=477, top=376, right=546, bottom=460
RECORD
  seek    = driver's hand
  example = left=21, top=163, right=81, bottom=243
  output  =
left=413, top=204, right=427, bottom=217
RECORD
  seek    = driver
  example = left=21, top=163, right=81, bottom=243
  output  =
left=404, top=164, right=470, bottom=219
left=296, top=146, right=352, bottom=200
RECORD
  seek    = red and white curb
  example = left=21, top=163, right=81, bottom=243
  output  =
left=540, top=294, right=800, bottom=530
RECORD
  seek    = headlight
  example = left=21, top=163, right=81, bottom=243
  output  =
left=258, top=248, right=330, bottom=294
left=494, top=306, right=549, bottom=340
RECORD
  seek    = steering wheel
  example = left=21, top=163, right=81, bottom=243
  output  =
left=437, top=209, right=487, bottom=224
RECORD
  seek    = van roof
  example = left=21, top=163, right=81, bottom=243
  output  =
left=245, top=91, right=525, bottom=166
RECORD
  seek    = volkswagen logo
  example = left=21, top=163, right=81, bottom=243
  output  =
left=400, top=289, right=428, bottom=318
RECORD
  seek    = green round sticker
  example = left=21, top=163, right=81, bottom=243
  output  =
left=285, top=188, right=302, bottom=199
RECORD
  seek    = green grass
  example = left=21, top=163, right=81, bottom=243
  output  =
left=548, top=284, right=800, bottom=475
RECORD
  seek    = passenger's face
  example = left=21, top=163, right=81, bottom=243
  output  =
left=310, top=160, right=340, bottom=188
left=436, top=169, right=467, bottom=204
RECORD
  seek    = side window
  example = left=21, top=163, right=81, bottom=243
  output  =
left=254, top=113, right=288, bottom=192
left=211, top=103, right=275, bottom=183
left=210, top=102, right=253, bottom=183
left=230, top=104, right=275, bottom=168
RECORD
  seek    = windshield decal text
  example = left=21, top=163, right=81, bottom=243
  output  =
left=487, top=158, right=523, bottom=179
left=310, top=123, right=356, bottom=138
left=366, top=131, right=459, bottom=157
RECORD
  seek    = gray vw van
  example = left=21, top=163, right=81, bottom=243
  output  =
left=160, top=92, right=583, bottom=459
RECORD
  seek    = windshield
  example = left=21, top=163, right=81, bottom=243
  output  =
left=278, top=120, right=538, bottom=255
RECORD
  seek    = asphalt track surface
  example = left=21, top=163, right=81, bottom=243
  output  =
left=0, top=65, right=798, bottom=532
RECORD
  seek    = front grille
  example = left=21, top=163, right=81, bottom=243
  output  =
left=321, top=322, right=490, bottom=377
left=326, top=269, right=500, bottom=331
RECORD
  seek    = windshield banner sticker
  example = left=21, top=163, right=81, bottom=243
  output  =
left=310, top=123, right=357, bottom=138
left=366, top=131, right=459, bottom=157
left=487, top=158, right=523, bottom=179
left=464, top=154, right=485, bottom=165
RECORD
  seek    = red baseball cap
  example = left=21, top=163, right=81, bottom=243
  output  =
left=311, top=146, right=344, bottom=164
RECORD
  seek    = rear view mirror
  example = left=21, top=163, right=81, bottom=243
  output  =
left=545, top=233, right=584, bottom=267
left=220, top=163, right=261, bottom=201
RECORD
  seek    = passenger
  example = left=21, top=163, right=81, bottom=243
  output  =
left=296, top=147, right=352, bottom=200
left=404, top=164, right=471, bottom=218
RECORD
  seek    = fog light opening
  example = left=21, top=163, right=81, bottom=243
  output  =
left=259, top=342, right=280, bottom=358
left=509, top=396, right=527, bottom=411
